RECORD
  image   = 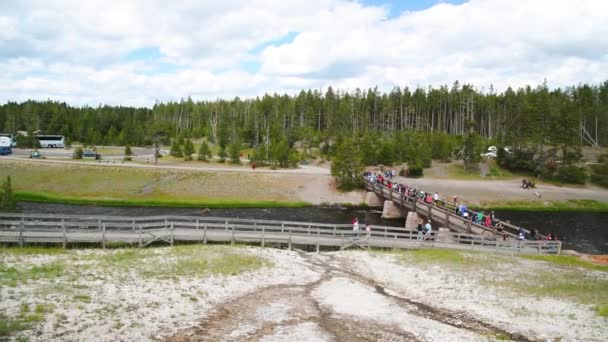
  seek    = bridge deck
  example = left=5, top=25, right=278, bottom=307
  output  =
left=365, top=180, right=535, bottom=239
left=0, top=213, right=561, bottom=255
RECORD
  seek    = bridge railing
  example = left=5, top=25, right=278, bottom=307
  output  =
left=365, top=180, right=529, bottom=239
left=0, top=213, right=561, bottom=254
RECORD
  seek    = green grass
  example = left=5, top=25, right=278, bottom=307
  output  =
left=79, top=245, right=269, bottom=279
left=596, top=305, right=608, bottom=317
left=0, top=304, right=54, bottom=338
left=14, top=191, right=310, bottom=208
left=0, top=262, right=65, bottom=287
left=486, top=269, right=608, bottom=309
left=0, top=314, right=28, bottom=338
left=442, top=162, right=518, bottom=180
left=519, top=255, right=608, bottom=272
left=0, top=246, right=67, bottom=255
left=1, top=160, right=313, bottom=208
left=381, top=248, right=507, bottom=270
left=478, top=199, right=608, bottom=212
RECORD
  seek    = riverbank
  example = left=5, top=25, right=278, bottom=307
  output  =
left=1, top=246, right=606, bottom=341
left=2, top=159, right=608, bottom=211
left=14, top=191, right=310, bottom=208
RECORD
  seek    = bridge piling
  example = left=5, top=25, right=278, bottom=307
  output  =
left=102, top=223, right=106, bottom=249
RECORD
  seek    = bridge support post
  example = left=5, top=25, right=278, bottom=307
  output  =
left=19, top=220, right=24, bottom=247
left=364, top=192, right=384, bottom=207
left=231, top=225, right=235, bottom=245
left=262, top=226, right=265, bottom=248
left=138, top=224, right=143, bottom=248
left=381, top=201, right=406, bottom=219
left=170, top=223, right=174, bottom=246
left=288, top=229, right=292, bottom=250
left=102, top=223, right=106, bottom=249
left=316, top=229, right=320, bottom=253
left=62, top=221, right=67, bottom=249
left=203, top=225, right=207, bottom=244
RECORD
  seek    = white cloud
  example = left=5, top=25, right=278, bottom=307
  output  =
left=0, top=0, right=607, bottom=106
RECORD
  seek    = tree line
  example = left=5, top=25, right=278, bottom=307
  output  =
left=1, top=80, right=607, bottom=187
left=1, top=80, right=606, bottom=148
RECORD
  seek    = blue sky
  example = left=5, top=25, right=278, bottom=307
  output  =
left=1, top=0, right=606, bottom=106
left=363, top=0, right=466, bottom=17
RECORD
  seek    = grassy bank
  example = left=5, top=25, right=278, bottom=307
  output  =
left=477, top=199, right=608, bottom=212
left=0, top=160, right=316, bottom=208
left=14, top=191, right=310, bottom=208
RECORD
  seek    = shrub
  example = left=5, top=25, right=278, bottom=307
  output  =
left=73, top=147, right=83, bottom=159
left=407, top=161, right=424, bottom=177
left=558, top=165, right=588, bottom=184
left=590, top=154, right=608, bottom=187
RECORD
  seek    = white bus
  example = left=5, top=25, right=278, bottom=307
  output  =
left=37, top=135, right=65, bottom=148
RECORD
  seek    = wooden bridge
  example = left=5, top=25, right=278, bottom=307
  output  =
left=0, top=213, right=561, bottom=255
left=365, top=180, right=540, bottom=240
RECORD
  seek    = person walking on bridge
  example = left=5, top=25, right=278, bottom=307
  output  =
left=416, top=220, right=424, bottom=240
left=352, top=217, right=360, bottom=237
left=425, top=220, right=433, bottom=241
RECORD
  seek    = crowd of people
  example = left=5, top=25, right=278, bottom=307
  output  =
left=363, top=170, right=560, bottom=242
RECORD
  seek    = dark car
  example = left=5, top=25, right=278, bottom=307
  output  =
left=0, top=146, right=12, bottom=155
left=83, top=150, right=101, bottom=160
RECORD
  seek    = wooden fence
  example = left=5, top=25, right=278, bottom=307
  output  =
left=0, top=213, right=561, bottom=255
left=365, top=180, right=544, bottom=239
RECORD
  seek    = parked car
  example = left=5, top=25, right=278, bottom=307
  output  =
left=83, top=150, right=101, bottom=160
left=0, top=146, right=12, bottom=155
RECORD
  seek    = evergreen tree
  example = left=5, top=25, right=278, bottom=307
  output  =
left=229, top=140, right=240, bottom=164
left=124, top=145, right=133, bottom=161
left=461, top=123, right=482, bottom=172
left=218, top=146, right=227, bottom=163
left=377, top=142, right=395, bottom=166
left=251, top=144, right=268, bottom=166
left=0, top=176, right=17, bottom=212
left=271, top=139, right=290, bottom=167
left=331, top=138, right=363, bottom=189
left=197, top=141, right=212, bottom=161
left=183, top=139, right=194, bottom=161
left=169, top=139, right=183, bottom=157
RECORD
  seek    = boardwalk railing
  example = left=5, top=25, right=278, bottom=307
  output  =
left=0, top=213, right=561, bottom=255
left=365, top=179, right=549, bottom=241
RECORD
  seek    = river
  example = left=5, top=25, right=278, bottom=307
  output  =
left=16, top=203, right=608, bottom=255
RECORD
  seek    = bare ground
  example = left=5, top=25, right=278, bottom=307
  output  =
left=2, top=247, right=607, bottom=341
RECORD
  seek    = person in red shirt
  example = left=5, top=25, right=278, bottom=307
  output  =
left=484, top=215, right=492, bottom=228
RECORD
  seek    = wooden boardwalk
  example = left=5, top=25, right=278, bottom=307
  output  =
left=365, top=180, right=537, bottom=239
left=0, top=213, right=561, bottom=255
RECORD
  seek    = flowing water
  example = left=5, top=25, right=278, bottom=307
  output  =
left=17, top=203, right=608, bottom=254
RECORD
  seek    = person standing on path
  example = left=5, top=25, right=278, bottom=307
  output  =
left=365, top=223, right=371, bottom=238
left=425, top=220, right=432, bottom=241
left=352, top=217, right=359, bottom=237
left=417, top=220, right=424, bottom=240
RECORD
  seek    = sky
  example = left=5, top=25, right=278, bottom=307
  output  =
left=1, top=0, right=607, bottom=107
